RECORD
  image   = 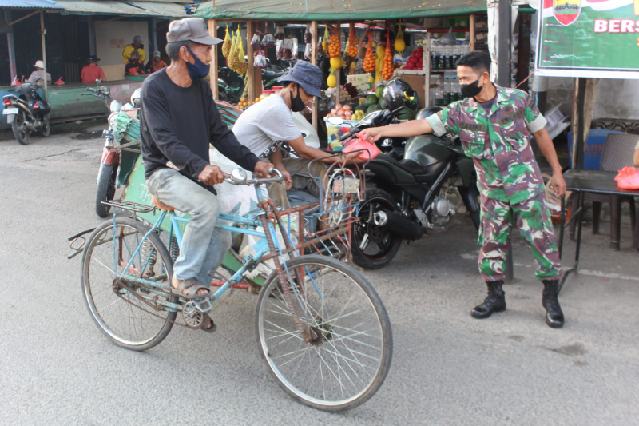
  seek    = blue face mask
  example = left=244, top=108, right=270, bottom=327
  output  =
left=185, top=46, right=210, bottom=80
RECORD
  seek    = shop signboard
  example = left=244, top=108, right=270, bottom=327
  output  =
left=536, top=0, right=639, bottom=78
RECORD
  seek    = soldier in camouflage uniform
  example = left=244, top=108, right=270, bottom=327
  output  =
left=361, top=51, right=566, bottom=328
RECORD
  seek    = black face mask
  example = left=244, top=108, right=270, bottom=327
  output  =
left=291, top=86, right=306, bottom=112
left=460, top=79, right=483, bottom=99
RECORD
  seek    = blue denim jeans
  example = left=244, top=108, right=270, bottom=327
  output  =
left=146, top=168, right=231, bottom=284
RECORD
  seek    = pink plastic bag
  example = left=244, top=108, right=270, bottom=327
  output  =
left=343, top=133, right=382, bottom=162
left=614, top=166, right=639, bottom=190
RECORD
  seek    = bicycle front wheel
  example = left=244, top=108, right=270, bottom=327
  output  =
left=256, top=254, right=392, bottom=411
left=81, top=216, right=177, bottom=351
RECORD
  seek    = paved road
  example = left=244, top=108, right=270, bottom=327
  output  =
left=1, top=128, right=638, bottom=425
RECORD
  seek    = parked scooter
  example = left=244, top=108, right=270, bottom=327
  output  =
left=2, top=80, right=51, bottom=145
left=344, top=86, right=481, bottom=269
left=88, top=84, right=141, bottom=218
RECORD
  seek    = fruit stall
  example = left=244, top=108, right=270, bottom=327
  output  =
left=196, top=1, right=534, bottom=149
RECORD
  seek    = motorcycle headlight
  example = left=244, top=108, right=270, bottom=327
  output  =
left=109, top=100, right=122, bottom=113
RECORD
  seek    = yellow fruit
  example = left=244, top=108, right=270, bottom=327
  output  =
left=395, top=26, right=406, bottom=53
left=330, top=57, right=342, bottom=71
left=327, top=74, right=337, bottom=88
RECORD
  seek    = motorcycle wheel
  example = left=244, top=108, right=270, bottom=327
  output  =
left=96, top=163, right=117, bottom=218
left=40, top=114, right=51, bottom=137
left=12, top=110, right=31, bottom=145
left=351, top=188, right=402, bottom=270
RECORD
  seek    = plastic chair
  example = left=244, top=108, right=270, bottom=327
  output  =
left=570, top=133, right=639, bottom=250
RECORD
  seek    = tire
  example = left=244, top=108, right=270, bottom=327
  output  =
left=11, top=110, right=30, bottom=145
left=256, top=254, right=393, bottom=412
left=39, top=113, right=51, bottom=137
left=81, top=216, right=177, bottom=351
left=351, top=188, right=402, bottom=270
left=96, top=163, right=117, bottom=218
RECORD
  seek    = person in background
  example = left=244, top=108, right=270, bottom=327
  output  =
left=80, top=55, right=106, bottom=84
left=633, top=139, right=639, bottom=166
left=28, top=60, right=51, bottom=85
left=146, top=50, right=167, bottom=74
left=122, top=35, right=146, bottom=75
left=232, top=60, right=353, bottom=208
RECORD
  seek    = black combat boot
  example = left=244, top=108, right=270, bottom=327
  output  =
left=542, top=280, right=564, bottom=328
left=470, top=280, right=506, bottom=319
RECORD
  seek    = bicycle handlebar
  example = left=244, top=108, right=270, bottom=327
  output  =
left=224, top=168, right=284, bottom=186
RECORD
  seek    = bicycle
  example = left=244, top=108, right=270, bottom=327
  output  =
left=76, top=167, right=392, bottom=412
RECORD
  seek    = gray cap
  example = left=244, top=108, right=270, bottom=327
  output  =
left=278, top=60, right=323, bottom=98
left=166, top=18, right=221, bottom=45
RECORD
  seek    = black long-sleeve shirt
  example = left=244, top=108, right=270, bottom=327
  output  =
left=140, top=69, right=258, bottom=180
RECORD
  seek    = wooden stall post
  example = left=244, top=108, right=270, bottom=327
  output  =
left=247, top=20, right=256, bottom=102
left=571, top=78, right=597, bottom=169
left=5, top=11, right=17, bottom=83
left=40, top=12, right=48, bottom=98
left=208, top=19, right=219, bottom=99
left=311, top=21, right=318, bottom=129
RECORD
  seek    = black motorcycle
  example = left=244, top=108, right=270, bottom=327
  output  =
left=2, top=80, right=51, bottom=145
left=345, top=107, right=481, bottom=269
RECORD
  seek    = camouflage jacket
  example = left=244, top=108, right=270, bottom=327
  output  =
left=425, top=86, right=547, bottom=204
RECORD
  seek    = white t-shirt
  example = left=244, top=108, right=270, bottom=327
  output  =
left=232, top=95, right=302, bottom=159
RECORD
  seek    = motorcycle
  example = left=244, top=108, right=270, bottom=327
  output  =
left=344, top=108, right=481, bottom=269
left=87, top=84, right=141, bottom=218
left=2, top=80, right=51, bottom=145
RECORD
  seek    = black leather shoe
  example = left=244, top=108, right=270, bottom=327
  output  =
left=542, top=280, right=565, bottom=328
left=471, top=281, right=506, bottom=319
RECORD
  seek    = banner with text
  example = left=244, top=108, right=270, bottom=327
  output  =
left=536, top=0, right=639, bottom=78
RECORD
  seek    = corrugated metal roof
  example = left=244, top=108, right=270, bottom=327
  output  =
left=0, top=0, right=62, bottom=9
left=196, top=0, right=486, bottom=21
left=56, top=0, right=187, bottom=17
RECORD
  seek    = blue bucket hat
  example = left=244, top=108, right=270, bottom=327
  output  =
left=278, top=60, right=322, bottom=98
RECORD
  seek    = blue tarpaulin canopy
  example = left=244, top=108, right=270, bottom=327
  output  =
left=0, top=0, right=62, bottom=9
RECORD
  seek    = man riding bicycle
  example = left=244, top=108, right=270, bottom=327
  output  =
left=140, top=18, right=272, bottom=316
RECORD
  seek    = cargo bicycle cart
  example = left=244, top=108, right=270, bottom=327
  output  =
left=73, top=163, right=392, bottom=412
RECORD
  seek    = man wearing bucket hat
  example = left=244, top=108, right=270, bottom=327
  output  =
left=233, top=60, right=348, bottom=207
left=141, top=17, right=273, bottom=327
left=27, top=60, right=51, bottom=85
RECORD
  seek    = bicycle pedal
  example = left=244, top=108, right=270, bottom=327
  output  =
left=193, top=297, right=212, bottom=313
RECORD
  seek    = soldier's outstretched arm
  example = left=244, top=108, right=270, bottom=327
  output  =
left=359, top=119, right=433, bottom=143
left=534, top=128, right=566, bottom=196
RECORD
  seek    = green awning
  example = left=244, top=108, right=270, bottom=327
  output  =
left=57, top=0, right=187, bottom=18
left=196, top=0, right=486, bottom=21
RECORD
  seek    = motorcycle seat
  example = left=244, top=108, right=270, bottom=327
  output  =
left=372, top=154, right=433, bottom=183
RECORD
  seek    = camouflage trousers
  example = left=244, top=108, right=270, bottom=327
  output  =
left=478, top=192, right=561, bottom=282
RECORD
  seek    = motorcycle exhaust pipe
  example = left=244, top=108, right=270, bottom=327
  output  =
left=374, top=210, right=424, bottom=241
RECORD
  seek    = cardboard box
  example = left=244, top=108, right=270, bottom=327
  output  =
left=102, top=64, right=125, bottom=82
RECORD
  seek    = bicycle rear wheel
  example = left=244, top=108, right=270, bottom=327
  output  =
left=81, top=216, right=177, bottom=351
left=256, top=254, right=392, bottom=411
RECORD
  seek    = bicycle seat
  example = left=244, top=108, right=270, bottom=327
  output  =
left=151, top=196, right=175, bottom=212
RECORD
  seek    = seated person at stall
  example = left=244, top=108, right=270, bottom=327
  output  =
left=122, top=35, right=146, bottom=75
left=146, top=50, right=167, bottom=74
left=80, top=55, right=106, bottom=84
left=28, top=60, right=51, bottom=85
left=232, top=60, right=343, bottom=207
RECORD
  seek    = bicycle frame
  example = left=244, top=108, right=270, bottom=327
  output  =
left=111, top=183, right=308, bottom=309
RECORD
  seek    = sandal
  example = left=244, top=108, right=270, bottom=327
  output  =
left=200, top=314, right=216, bottom=332
left=171, top=277, right=211, bottom=299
